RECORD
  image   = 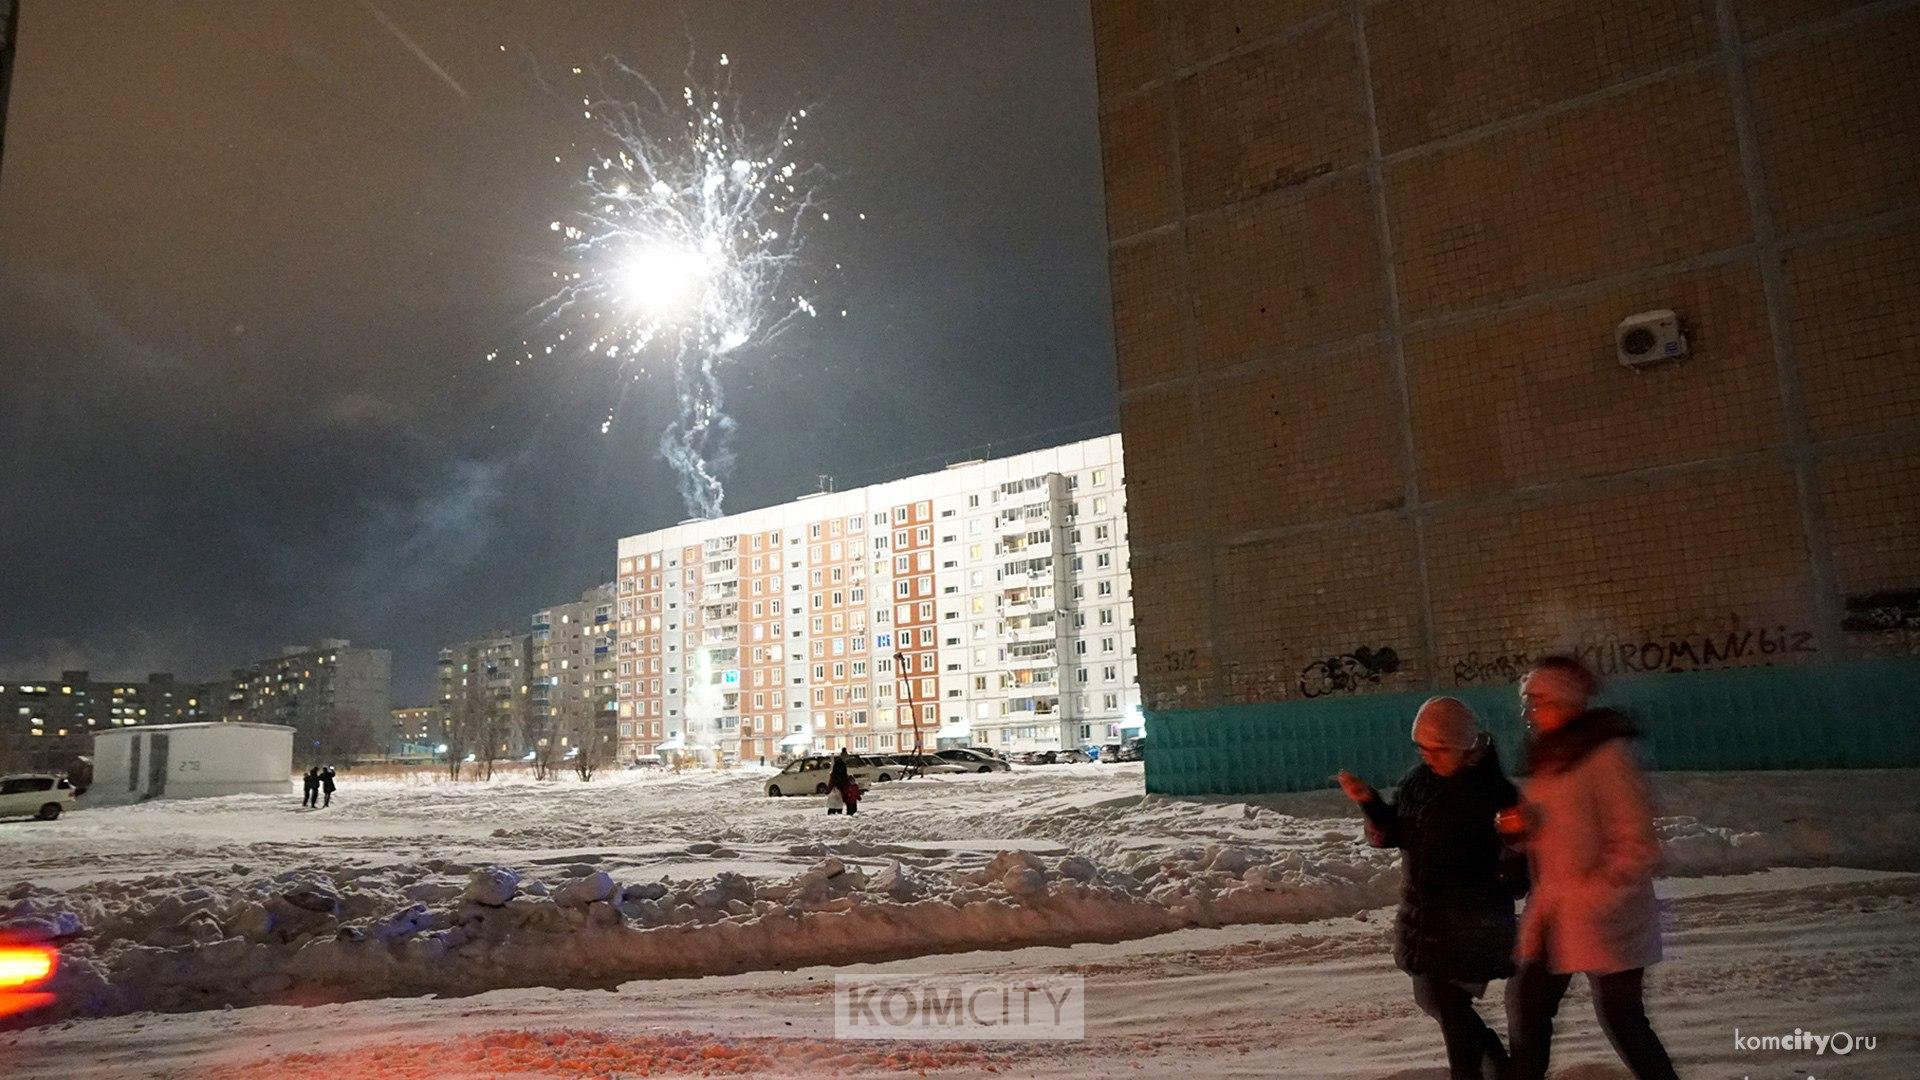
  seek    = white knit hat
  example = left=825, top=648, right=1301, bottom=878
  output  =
left=1411, top=696, right=1481, bottom=751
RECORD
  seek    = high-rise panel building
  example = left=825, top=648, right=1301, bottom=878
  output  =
left=211, top=641, right=392, bottom=760
left=530, top=584, right=618, bottom=764
left=437, top=632, right=533, bottom=763
left=614, top=435, right=1136, bottom=764
left=0, top=671, right=215, bottom=771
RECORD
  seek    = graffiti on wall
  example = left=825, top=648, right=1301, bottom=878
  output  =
left=1452, top=652, right=1534, bottom=685
left=1574, top=627, right=1814, bottom=675
left=1447, top=625, right=1817, bottom=685
left=1298, top=646, right=1402, bottom=698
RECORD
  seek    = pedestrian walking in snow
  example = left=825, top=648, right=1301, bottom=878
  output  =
left=320, top=765, right=337, bottom=808
left=1505, top=656, right=1677, bottom=1080
left=1338, top=696, right=1523, bottom=1080
left=842, top=778, right=862, bottom=816
left=302, top=766, right=321, bottom=808
left=824, top=748, right=854, bottom=814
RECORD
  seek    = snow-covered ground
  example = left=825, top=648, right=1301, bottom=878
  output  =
left=5, top=763, right=1918, bottom=1076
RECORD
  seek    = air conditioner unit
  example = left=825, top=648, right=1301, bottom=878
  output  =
left=1616, top=310, right=1687, bottom=368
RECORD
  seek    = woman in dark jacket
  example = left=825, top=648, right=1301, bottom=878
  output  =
left=1339, top=696, right=1523, bottom=1080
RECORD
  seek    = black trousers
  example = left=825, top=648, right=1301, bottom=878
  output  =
left=303, top=787, right=316, bottom=807
left=1506, top=962, right=1678, bottom=1080
left=1409, top=975, right=1507, bottom=1080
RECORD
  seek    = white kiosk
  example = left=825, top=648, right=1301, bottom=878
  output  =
left=90, top=722, right=294, bottom=805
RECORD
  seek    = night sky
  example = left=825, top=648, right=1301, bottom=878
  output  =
left=0, top=1, right=1115, bottom=703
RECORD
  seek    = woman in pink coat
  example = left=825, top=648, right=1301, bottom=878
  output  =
left=1505, top=656, right=1677, bottom=1080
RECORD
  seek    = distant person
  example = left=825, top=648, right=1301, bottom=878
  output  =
left=1506, top=657, right=1677, bottom=1080
left=302, top=766, right=321, bottom=808
left=824, top=747, right=861, bottom=815
left=842, top=777, right=862, bottom=816
left=1338, top=697, right=1523, bottom=1080
left=320, top=765, right=338, bottom=808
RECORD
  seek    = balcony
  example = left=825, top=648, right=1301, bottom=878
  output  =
left=1007, top=619, right=1056, bottom=643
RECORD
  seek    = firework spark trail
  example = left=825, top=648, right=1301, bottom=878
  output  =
left=507, top=53, right=838, bottom=519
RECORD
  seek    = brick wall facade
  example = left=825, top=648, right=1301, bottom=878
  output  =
left=1095, top=0, right=1920, bottom=717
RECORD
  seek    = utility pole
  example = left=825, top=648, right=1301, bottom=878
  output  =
left=894, top=649, right=922, bottom=778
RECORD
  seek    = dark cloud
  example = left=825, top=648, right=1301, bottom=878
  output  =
left=0, top=1, right=1114, bottom=700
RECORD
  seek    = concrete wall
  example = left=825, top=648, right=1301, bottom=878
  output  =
left=1092, top=0, right=1920, bottom=788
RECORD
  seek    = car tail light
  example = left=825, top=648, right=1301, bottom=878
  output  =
left=0, top=944, right=57, bottom=1019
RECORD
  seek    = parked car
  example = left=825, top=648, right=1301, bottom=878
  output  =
left=0, top=775, right=76, bottom=821
left=764, top=754, right=892, bottom=796
left=936, top=748, right=1011, bottom=773
left=888, top=753, right=968, bottom=775
left=1113, top=736, right=1147, bottom=763
left=1056, top=747, right=1093, bottom=764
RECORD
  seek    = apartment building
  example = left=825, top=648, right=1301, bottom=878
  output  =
left=211, top=641, right=392, bottom=759
left=436, top=632, right=532, bottom=762
left=1093, top=0, right=1920, bottom=791
left=0, top=671, right=215, bottom=771
left=530, top=584, right=618, bottom=764
left=614, top=435, right=1136, bottom=764
left=388, top=705, right=444, bottom=754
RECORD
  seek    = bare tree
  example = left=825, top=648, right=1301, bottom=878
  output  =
left=310, top=708, right=378, bottom=769
left=570, top=711, right=609, bottom=782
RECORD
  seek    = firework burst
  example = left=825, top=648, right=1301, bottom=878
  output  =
left=504, top=54, right=841, bottom=519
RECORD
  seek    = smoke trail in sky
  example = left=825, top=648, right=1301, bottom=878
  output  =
left=498, top=53, right=845, bottom=519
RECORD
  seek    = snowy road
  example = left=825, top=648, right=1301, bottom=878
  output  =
left=11, top=867, right=1915, bottom=1078
left=5, top=763, right=1919, bottom=1074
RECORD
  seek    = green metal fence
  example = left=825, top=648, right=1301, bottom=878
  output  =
left=1144, top=660, right=1920, bottom=796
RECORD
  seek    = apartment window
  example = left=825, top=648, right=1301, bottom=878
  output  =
left=1094, top=497, right=1108, bottom=513
left=1101, top=637, right=1116, bottom=652
left=1098, top=580, right=1114, bottom=597
left=1096, top=552, right=1112, bottom=569
left=1103, top=665, right=1118, bottom=681
left=916, top=527, right=930, bottom=543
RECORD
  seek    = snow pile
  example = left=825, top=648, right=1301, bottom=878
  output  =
left=4, top=765, right=1916, bottom=1023
left=4, top=840, right=1403, bottom=1022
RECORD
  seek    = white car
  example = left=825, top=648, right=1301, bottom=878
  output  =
left=765, top=754, right=893, bottom=797
left=0, top=774, right=76, bottom=821
left=936, top=748, right=1012, bottom=773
